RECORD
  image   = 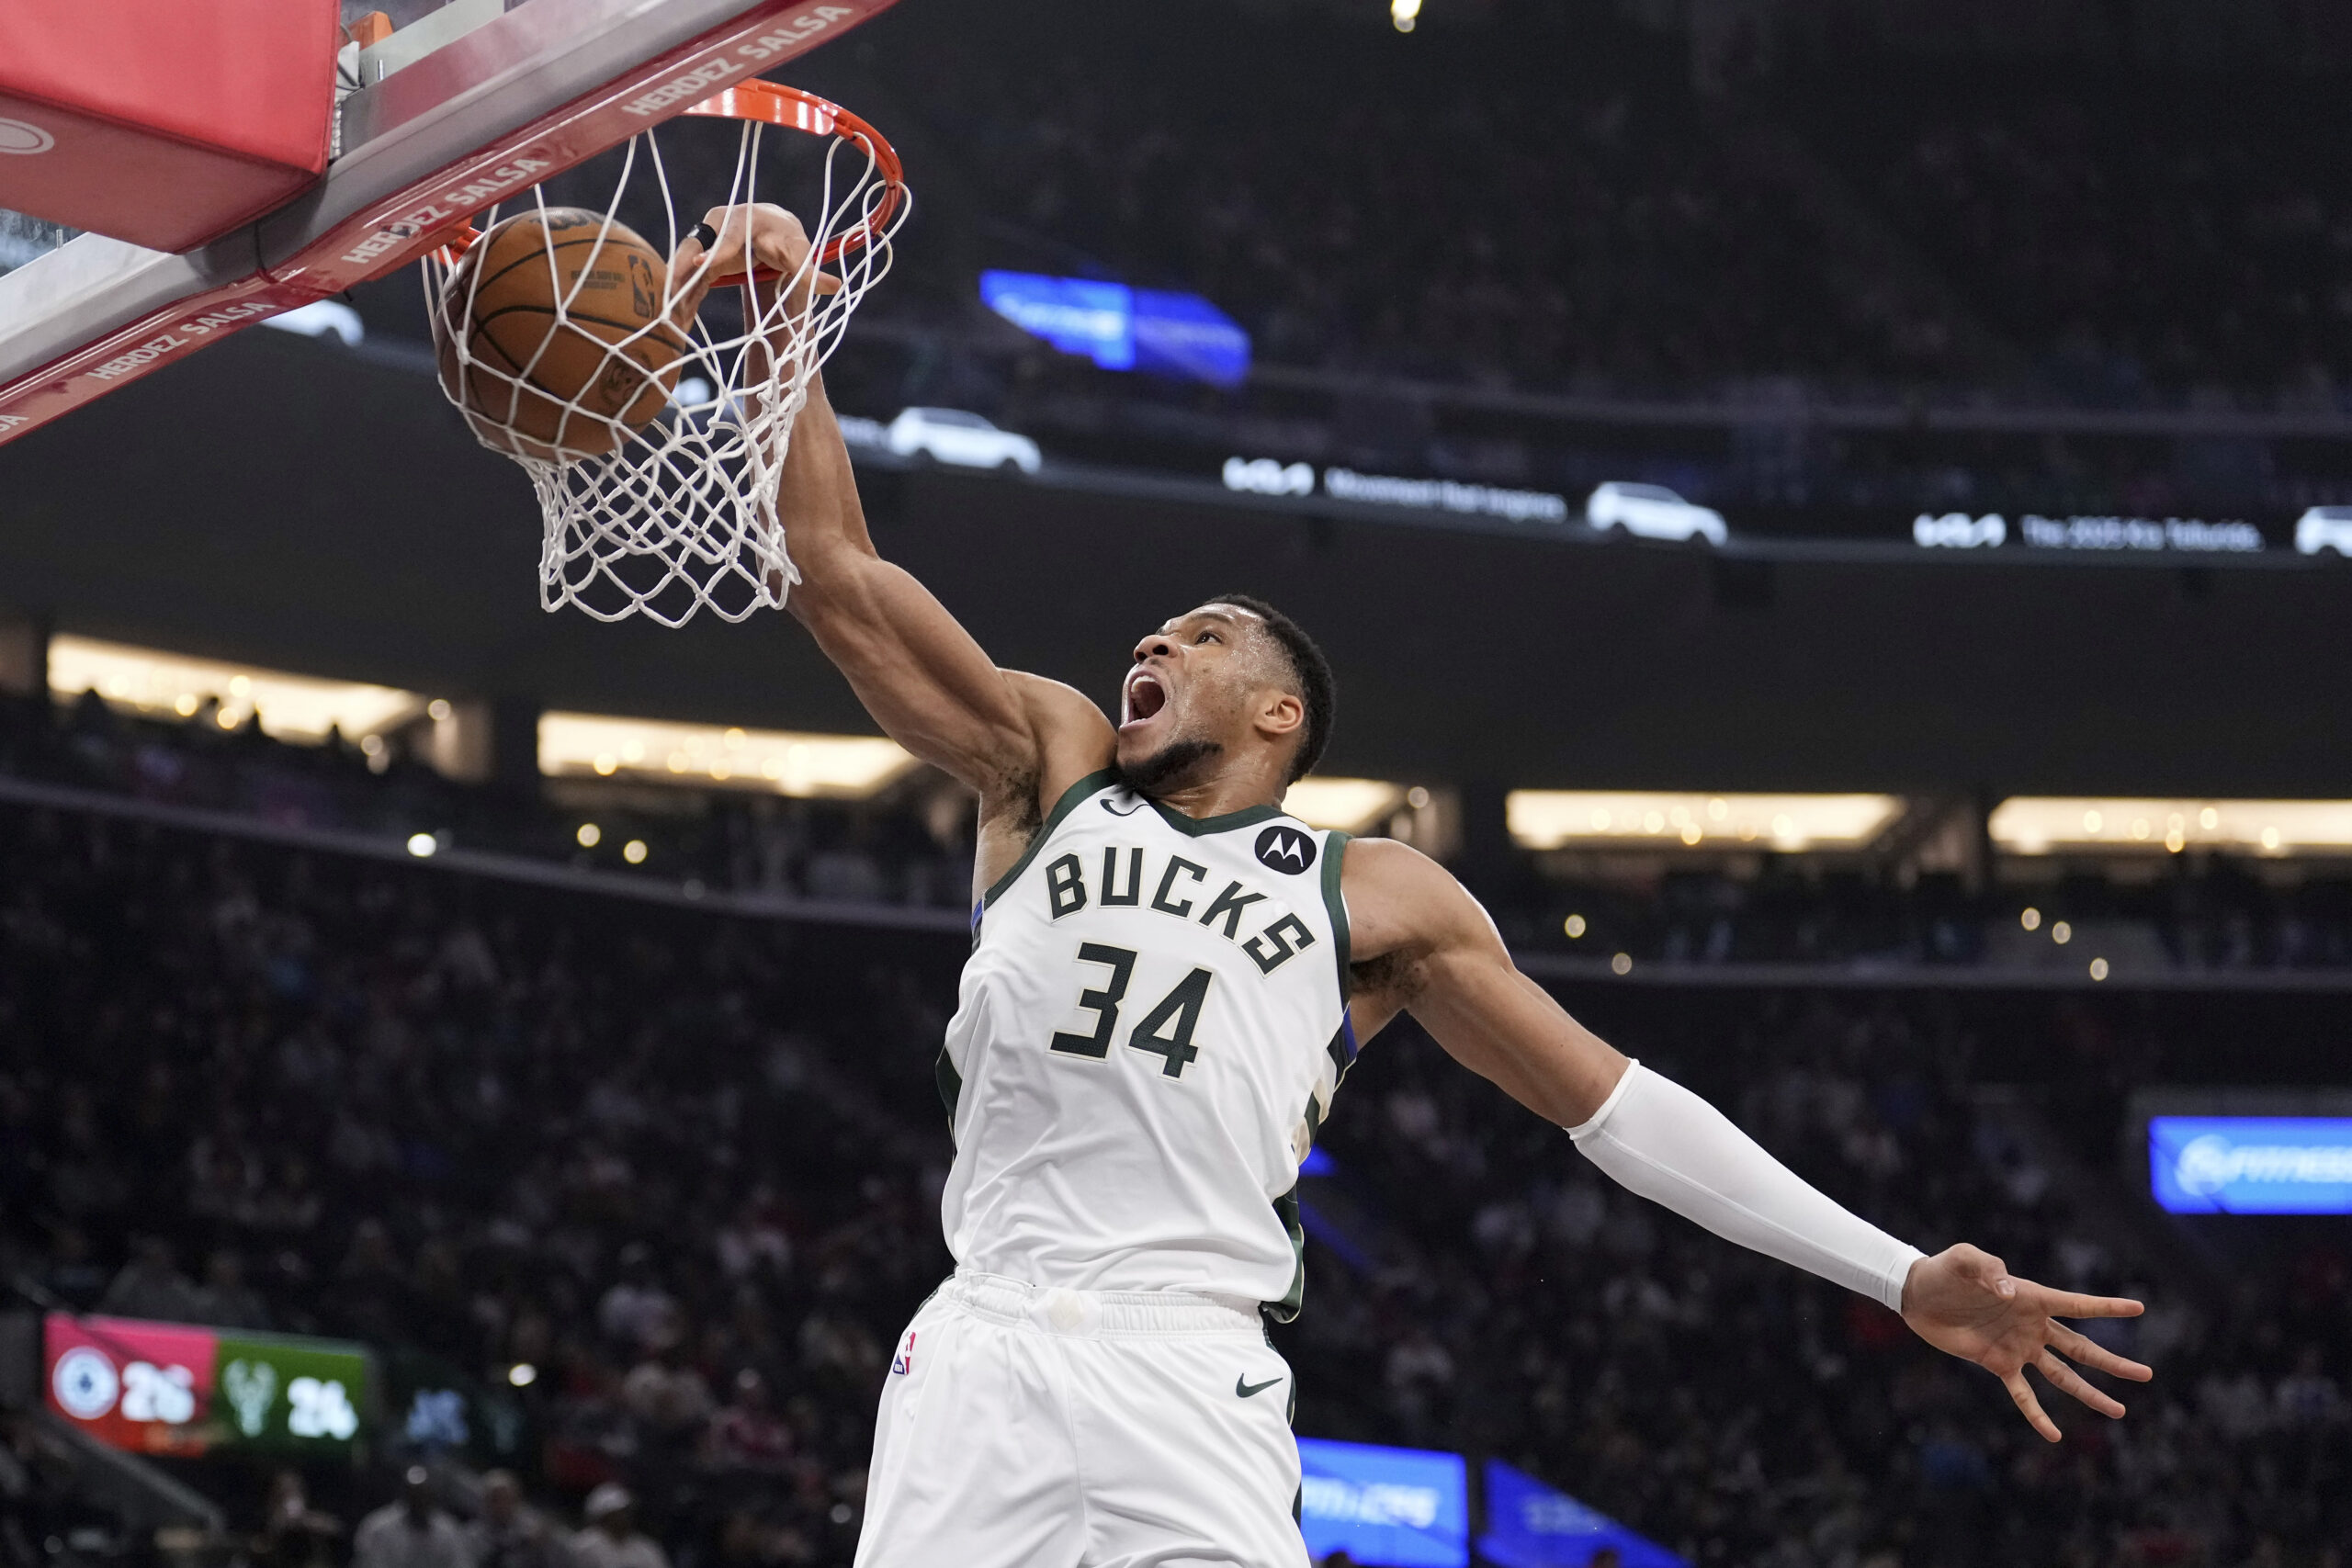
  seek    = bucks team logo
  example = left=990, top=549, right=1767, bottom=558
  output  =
left=222, top=1359, right=279, bottom=1438
left=1254, top=825, right=1316, bottom=874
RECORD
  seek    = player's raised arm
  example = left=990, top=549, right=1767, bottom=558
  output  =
left=1341, top=837, right=2153, bottom=1441
left=678, top=206, right=1113, bottom=817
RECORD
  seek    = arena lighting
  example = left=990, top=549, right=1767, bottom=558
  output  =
left=1990, top=797, right=2352, bottom=856
left=1392, top=0, right=1422, bottom=32
left=538, top=713, right=919, bottom=798
left=1283, top=778, right=1407, bottom=831
left=1505, top=791, right=1902, bottom=852
left=48, top=635, right=429, bottom=744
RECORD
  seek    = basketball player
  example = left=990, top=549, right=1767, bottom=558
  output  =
left=695, top=208, right=2154, bottom=1568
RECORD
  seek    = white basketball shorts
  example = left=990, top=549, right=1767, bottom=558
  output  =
left=855, top=1271, right=1310, bottom=1568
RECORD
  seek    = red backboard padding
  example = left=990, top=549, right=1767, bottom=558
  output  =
left=0, top=0, right=340, bottom=254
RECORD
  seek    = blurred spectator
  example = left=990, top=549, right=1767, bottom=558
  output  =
left=571, top=1485, right=669, bottom=1568
left=467, top=1471, right=561, bottom=1568
left=352, top=1468, right=469, bottom=1568
left=253, top=1469, right=342, bottom=1568
left=191, top=1247, right=273, bottom=1330
left=704, top=1371, right=794, bottom=1475
left=97, top=1237, right=201, bottom=1322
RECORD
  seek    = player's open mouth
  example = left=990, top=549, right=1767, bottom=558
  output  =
left=1122, top=671, right=1167, bottom=729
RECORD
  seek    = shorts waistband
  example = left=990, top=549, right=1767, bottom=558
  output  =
left=941, top=1271, right=1263, bottom=1338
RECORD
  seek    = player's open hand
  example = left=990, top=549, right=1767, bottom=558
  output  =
left=1899, top=1243, right=2153, bottom=1442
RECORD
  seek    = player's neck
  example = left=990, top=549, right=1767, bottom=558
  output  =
left=1145, top=767, right=1285, bottom=822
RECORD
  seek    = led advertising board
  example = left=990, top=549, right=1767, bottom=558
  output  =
left=979, top=270, right=1251, bottom=387
left=1296, top=1437, right=1469, bottom=1568
left=1479, top=1460, right=1687, bottom=1568
left=2149, top=1116, right=2352, bottom=1213
left=44, top=1314, right=371, bottom=1457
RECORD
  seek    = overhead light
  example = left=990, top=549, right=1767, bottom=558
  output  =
left=1991, top=798, right=2352, bottom=856
left=1507, top=791, right=1902, bottom=852
left=49, top=634, right=428, bottom=743
left=1283, top=778, right=1407, bottom=832
left=1392, top=0, right=1421, bottom=31
left=539, top=713, right=918, bottom=797
left=406, top=833, right=437, bottom=858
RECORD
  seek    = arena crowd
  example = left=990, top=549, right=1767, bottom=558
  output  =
left=4, top=698, right=2346, bottom=1568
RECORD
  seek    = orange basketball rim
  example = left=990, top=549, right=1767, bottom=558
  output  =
left=434, top=81, right=906, bottom=280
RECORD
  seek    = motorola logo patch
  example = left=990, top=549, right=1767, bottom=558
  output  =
left=1254, top=824, right=1317, bottom=874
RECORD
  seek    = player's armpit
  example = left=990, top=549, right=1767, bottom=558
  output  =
left=1343, top=838, right=1628, bottom=1126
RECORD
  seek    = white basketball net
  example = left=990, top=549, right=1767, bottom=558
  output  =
left=422, top=96, right=905, bottom=626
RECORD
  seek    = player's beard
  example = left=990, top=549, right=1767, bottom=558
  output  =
left=1115, top=736, right=1223, bottom=797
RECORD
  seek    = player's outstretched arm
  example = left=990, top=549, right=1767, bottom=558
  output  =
left=673, top=207, right=1113, bottom=828
left=1341, top=837, right=2151, bottom=1440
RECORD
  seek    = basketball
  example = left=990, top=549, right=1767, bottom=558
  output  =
left=435, top=208, right=689, bottom=461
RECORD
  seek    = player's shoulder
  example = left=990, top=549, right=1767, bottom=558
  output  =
left=1338, top=834, right=1449, bottom=897
left=1340, top=836, right=1492, bottom=961
left=999, top=669, right=1115, bottom=813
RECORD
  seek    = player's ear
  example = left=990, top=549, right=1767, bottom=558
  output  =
left=1256, top=689, right=1305, bottom=746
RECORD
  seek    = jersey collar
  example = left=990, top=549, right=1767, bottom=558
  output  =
left=1146, top=795, right=1288, bottom=837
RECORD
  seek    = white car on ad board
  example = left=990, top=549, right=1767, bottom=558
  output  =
left=1586, top=481, right=1729, bottom=546
left=2294, top=505, right=2352, bottom=557
left=887, top=407, right=1043, bottom=474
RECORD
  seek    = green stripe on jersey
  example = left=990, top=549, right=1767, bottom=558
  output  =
left=1267, top=1185, right=1307, bottom=1323
left=934, top=1049, right=963, bottom=1141
left=1320, top=829, right=1352, bottom=1010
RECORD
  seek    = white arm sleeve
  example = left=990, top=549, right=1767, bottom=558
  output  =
left=1568, top=1061, right=1924, bottom=1312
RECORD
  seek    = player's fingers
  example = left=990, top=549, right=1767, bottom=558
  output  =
left=2003, top=1370, right=2061, bottom=1443
left=2034, top=1349, right=2125, bottom=1418
left=2048, top=1323, right=2154, bottom=1382
left=2058, top=1292, right=2145, bottom=1320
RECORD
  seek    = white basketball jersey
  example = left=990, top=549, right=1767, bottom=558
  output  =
left=935, top=771, right=1357, bottom=1318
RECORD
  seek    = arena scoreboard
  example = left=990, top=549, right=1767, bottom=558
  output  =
left=43, top=1313, right=372, bottom=1457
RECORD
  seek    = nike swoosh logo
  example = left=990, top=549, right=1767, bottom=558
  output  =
left=1235, top=1375, right=1283, bottom=1399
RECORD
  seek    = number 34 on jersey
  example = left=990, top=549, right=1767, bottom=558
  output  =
left=1035, top=836, right=1323, bottom=1083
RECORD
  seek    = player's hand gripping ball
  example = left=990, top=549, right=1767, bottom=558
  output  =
left=435, top=208, right=690, bottom=461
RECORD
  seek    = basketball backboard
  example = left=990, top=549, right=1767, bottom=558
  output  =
left=0, top=0, right=897, bottom=447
